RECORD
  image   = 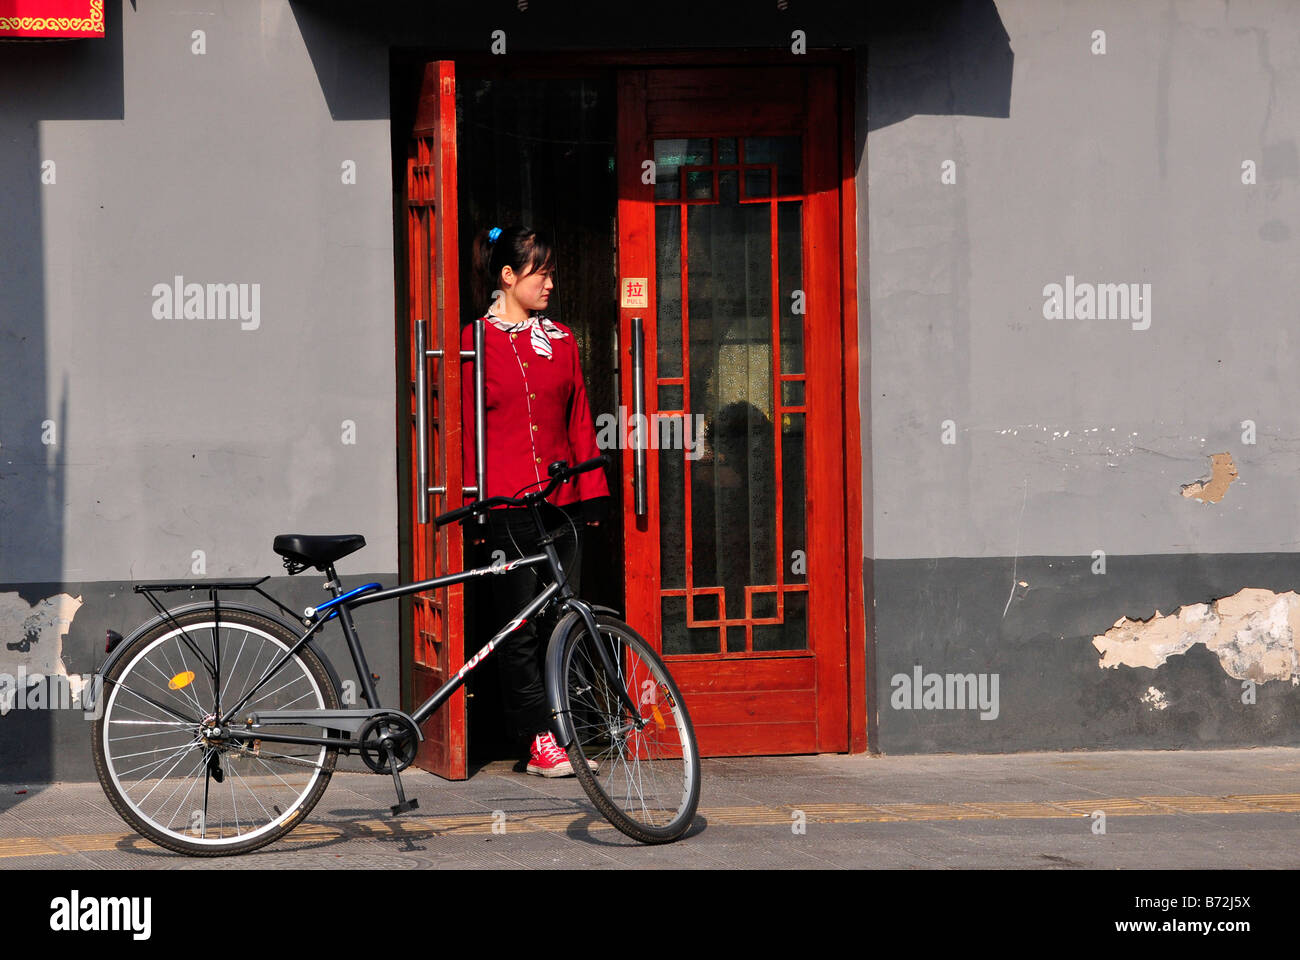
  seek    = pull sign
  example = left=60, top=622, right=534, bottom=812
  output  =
left=620, top=277, right=648, bottom=309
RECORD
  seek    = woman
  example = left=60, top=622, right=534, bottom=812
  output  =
left=462, top=224, right=611, bottom=776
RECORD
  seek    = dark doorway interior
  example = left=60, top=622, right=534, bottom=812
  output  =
left=453, top=67, right=624, bottom=766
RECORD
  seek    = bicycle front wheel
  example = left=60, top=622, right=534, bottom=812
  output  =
left=91, top=607, right=339, bottom=856
left=558, top=614, right=700, bottom=843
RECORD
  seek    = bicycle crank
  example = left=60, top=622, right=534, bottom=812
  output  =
left=356, top=712, right=420, bottom=774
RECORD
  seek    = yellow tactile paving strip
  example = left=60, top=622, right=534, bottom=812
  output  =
left=2, top=793, right=1297, bottom=859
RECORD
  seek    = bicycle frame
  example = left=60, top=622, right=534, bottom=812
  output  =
left=184, top=516, right=638, bottom=754
left=200, top=552, right=555, bottom=740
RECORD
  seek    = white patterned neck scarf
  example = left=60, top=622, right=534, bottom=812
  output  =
left=484, top=306, right=568, bottom=360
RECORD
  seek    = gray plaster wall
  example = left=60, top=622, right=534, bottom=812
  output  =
left=867, top=0, right=1300, bottom=560
left=864, top=0, right=1300, bottom=752
left=1, top=0, right=397, bottom=586
left=0, top=0, right=399, bottom=780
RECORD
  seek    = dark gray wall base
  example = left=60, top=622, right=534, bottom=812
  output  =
left=873, top=554, right=1300, bottom=754
left=0, top=575, right=398, bottom=782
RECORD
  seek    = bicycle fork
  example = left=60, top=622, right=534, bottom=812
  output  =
left=544, top=601, right=644, bottom=750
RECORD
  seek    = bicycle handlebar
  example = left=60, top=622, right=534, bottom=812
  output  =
left=433, top=455, right=610, bottom=528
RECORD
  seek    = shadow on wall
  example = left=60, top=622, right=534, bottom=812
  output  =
left=867, top=0, right=1013, bottom=133
left=0, top=1, right=125, bottom=782
left=286, top=0, right=1012, bottom=274
left=290, top=0, right=1010, bottom=133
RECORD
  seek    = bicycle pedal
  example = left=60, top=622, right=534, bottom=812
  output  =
left=390, top=798, right=419, bottom=816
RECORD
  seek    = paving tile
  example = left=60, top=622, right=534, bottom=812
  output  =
left=6, top=748, right=1300, bottom=869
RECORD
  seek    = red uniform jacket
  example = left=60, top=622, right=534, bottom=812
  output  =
left=461, top=314, right=611, bottom=509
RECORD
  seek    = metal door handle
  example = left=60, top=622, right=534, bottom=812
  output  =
left=417, top=317, right=486, bottom=525
left=631, top=315, right=647, bottom=517
left=416, top=320, right=431, bottom=524
left=471, top=315, right=487, bottom=524
left=416, top=319, right=450, bottom=524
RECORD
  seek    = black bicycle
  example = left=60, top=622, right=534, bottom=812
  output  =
left=91, top=456, right=700, bottom=855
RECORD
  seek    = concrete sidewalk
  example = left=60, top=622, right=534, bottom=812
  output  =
left=3, top=746, right=1300, bottom=868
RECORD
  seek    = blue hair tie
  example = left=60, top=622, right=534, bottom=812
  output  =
left=488, top=227, right=502, bottom=244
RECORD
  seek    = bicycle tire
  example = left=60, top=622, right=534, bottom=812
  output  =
left=92, top=607, right=339, bottom=856
left=557, top=614, right=700, bottom=843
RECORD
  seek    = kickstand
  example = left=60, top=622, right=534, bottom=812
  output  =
left=386, top=743, right=419, bottom=816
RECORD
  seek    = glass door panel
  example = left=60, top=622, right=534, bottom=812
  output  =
left=654, top=136, right=808, bottom=655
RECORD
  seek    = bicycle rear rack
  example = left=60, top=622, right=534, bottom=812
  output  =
left=132, top=576, right=304, bottom=626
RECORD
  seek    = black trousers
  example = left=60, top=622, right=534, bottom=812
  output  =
left=475, top=503, right=582, bottom=754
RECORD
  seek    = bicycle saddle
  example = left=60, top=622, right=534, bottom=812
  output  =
left=273, top=534, right=366, bottom=571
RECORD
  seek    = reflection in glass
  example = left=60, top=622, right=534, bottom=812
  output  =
left=744, top=136, right=802, bottom=195
left=687, top=196, right=777, bottom=621
left=654, top=138, right=711, bottom=201
left=663, top=595, right=718, bottom=655
left=655, top=204, right=682, bottom=378
left=783, top=413, right=807, bottom=587
left=778, top=201, right=804, bottom=374
left=652, top=134, right=809, bottom=655
left=659, top=440, right=685, bottom=590
left=726, top=626, right=747, bottom=653
left=753, top=591, right=807, bottom=651
left=687, top=169, right=713, bottom=201
left=691, top=593, right=717, bottom=621
left=719, top=170, right=738, bottom=205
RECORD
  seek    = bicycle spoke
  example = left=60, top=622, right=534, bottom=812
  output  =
left=228, top=764, right=240, bottom=835
left=562, top=617, right=698, bottom=841
left=250, top=752, right=318, bottom=792
left=108, top=682, right=199, bottom=726
left=219, top=633, right=249, bottom=705
left=154, top=641, right=207, bottom=719
left=97, top=611, right=336, bottom=852
left=241, top=674, right=313, bottom=714
left=202, top=753, right=212, bottom=840
left=116, top=737, right=201, bottom=780
left=159, top=752, right=210, bottom=834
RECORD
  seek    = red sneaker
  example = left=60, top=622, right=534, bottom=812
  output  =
left=525, top=732, right=597, bottom=777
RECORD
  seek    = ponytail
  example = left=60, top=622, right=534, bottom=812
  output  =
left=470, top=225, right=556, bottom=319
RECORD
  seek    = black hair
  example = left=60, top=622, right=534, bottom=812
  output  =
left=470, top=225, right=556, bottom=317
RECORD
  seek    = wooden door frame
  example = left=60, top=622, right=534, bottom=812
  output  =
left=612, top=59, right=866, bottom=754
left=394, top=49, right=866, bottom=756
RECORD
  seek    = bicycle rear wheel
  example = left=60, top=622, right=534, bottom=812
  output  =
left=91, top=607, right=339, bottom=856
left=557, top=614, right=700, bottom=843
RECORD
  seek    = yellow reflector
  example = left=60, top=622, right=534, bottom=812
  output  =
left=168, top=670, right=195, bottom=690
left=651, top=704, right=666, bottom=729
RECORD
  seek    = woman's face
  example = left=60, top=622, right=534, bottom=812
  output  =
left=503, top=258, right=555, bottom=312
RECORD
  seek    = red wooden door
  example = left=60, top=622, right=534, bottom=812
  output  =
left=617, top=67, right=849, bottom=756
left=406, top=61, right=468, bottom=779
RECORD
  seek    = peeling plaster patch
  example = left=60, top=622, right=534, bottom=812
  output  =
left=0, top=592, right=84, bottom=715
left=1180, top=452, right=1238, bottom=503
left=1140, top=687, right=1169, bottom=710
left=1093, top=588, right=1300, bottom=684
